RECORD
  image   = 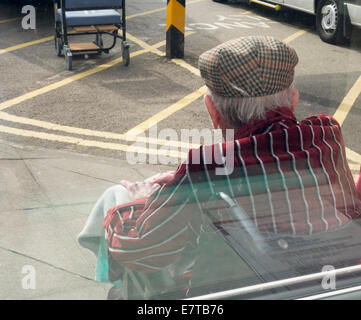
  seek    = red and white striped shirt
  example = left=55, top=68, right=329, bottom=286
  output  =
left=104, top=107, right=361, bottom=278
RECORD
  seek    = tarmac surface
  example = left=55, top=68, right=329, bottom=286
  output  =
left=0, top=0, right=361, bottom=299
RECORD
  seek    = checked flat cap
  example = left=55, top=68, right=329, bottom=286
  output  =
left=198, top=36, right=299, bottom=98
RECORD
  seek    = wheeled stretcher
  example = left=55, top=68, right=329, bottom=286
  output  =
left=54, top=0, right=130, bottom=70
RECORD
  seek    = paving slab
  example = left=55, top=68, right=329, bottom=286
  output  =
left=0, top=139, right=174, bottom=299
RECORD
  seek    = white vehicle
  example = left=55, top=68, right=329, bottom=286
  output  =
left=213, top=0, right=361, bottom=44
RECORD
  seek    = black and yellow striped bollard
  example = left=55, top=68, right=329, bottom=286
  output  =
left=166, top=0, right=185, bottom=59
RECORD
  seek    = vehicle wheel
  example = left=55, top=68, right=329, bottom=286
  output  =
left=316, top=0, right=345, bottom=44
left=212, top=0, right=228, bottom=3
left=65, top=52, right=73, bottom=71
left=54, top=36, right=63, bottom=57
left=122, top=45, right=130, bottom=67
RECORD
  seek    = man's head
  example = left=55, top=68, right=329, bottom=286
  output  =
left=198, top=36, right=299, bottom=132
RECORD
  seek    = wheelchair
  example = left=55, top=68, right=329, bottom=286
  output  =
left=106, top=190, right=361, bottom=299
left=54, top=0, right=130, bottom=70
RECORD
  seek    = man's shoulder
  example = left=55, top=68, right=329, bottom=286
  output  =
left=300, top=114, right=341, bottom=128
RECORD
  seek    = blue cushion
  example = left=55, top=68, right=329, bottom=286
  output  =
left=57, top=9, right=121, bottom=26
left=65, top=0, right=122, bottom=10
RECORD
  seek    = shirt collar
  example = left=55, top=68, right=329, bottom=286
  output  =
left=234, top=107, right=297, bottom=140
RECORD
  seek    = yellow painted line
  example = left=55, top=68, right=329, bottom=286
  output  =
left=0, top=31, right=200, bottom=151
left=345, top=147, right=361, bottom=182
left=0, top=36, right=54, bottom=55
left=126, top=7, right=167, bottom=20
left=125, top=32, right=163, bottom=55
left=0, top=17, right=20, bottom=24
left=127, top=0, right=204, bottom=19
left=171, top=58, right=200, bottom=77
left=333, top=75, right=361, bottom=127
left=0, top=125, right=187, bottom=159
left=125, top=86, right=207, bottom=137
left=126, top=31, right=194, bottom=57
left=0, top=38, right=166, bottom=112
left=282, top=29, right=307, bottom=44
left=0, top=111, right=200, bottom=149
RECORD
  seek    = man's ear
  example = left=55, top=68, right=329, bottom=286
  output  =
left=204, top=94, right=221, bottom=129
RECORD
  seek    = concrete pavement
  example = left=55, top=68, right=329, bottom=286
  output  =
left=0, top=138, right=173, bottom=299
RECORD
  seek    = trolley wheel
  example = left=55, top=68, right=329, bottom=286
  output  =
left=65, top=52, right=73, bottom=71
left=122, top=45, right=130, bottom=67
left=54, top=36, right=63, bottom=57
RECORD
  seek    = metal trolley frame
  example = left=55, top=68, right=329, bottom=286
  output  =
left=54, top=0, right=130, bottom=70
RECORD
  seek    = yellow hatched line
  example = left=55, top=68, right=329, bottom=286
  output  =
left=333, top=75, right=361, bottom=127
left=0, top=36, right=54, bottom=55
left=127, top=0, right=204, bottom=20
left=0, top=111, right=200, bottom=149
left=0, top=31, right=201, bottom=154
left=125, top=86, right=207, bottom=137
left=282, top=29, right=307, bottom=44
left=0, top=38, right=166, bottom=112
left=346, top=147, right=361, bottom=182
left=0, top=17, right=20, bottom=24
left=0, top=125, right=187, bottom=158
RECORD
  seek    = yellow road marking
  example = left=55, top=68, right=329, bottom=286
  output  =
left=126, top=31, right=195, bottom=56
left=0, top=31, right=200, bottom=155
left=0, top=38, right=166, bottom=112
left=127, top=0, right=204, bottom=20
left=282, top=29, right=307, bottom=44
left=126, top=7, right=167, bottom=20
left=125, top=86, right=207, bottom=137
left=0, top=111, right=200, bottom=149
left=171, top=58, right=200, bottom=76
left=0, top=125, right=187, bottom=158
left=0, top=36, right=54, bottom=55
left=346, top=147, right=361, bottom=182
left=0, top=17, right=20, bottom=24
left=333, top=75, right=361, bottom=127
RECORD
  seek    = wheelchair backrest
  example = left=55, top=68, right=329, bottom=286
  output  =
left=63, top=0, right=122, bottom=10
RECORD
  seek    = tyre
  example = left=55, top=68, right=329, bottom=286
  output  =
left=122, top=43, right=130, bottom=67
left=65, top=52, right=73, bottom=71
left=212, top=0, right=228, bottom=3
left=123, top=47, right=130, bottom=67
left=54, top=36, right=63, bottom=57
left=54, top=22, right=63, bottom=57
left=316, top=0, right=346, bottom=44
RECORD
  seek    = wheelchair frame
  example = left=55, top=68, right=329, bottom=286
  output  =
left=54, top=0, right=130, bottom=70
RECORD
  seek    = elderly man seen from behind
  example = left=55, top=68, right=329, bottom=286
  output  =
left=78, top=36, right=361, bottom=299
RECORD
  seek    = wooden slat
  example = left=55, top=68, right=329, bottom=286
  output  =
left=72, top=25, right=119, bottom=33
left=95, top=25, right=119, bottom=31
left=72, top=26, right=96, bottom=32
left=69, top=42, right=100, bottom=51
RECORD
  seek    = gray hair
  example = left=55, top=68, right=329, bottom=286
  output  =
left=207, top=83, right=297, bottom=128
